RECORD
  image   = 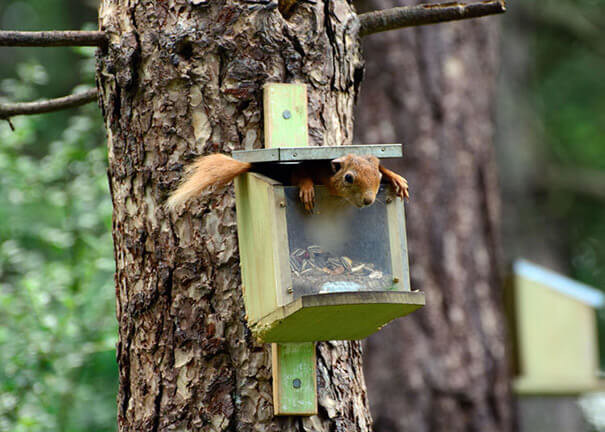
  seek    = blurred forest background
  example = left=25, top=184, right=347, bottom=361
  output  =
left=0, top=0, right=604, bottom=431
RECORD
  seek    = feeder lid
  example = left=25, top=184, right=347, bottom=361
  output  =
left=232, top=144, right=403, bottom=163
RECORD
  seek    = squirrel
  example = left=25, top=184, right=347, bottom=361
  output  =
left=166, top=153, right=409, bottom=211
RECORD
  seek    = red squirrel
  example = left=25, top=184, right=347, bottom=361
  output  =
left=166, top=153, right=409, bottom=211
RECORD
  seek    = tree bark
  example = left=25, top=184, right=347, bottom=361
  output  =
left=354, top=1, right=513, bottom=431
left=96, top=1, right=371, bottom=431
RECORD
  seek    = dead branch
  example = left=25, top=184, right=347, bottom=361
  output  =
left=0, top=31, right=106, bottom=47
left=0, top=89, right=98, bottom=119
left=359, top=1, right=506, bottom=37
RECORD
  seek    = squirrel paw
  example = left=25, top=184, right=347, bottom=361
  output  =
left=299, top=184, right=315, bottom=212
left=390, top=174, right=409, bottom=200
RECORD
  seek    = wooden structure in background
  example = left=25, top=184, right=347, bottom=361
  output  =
left=507, top=259, right=605, bottom=394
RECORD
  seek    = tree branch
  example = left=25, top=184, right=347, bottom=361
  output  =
left=0, top=89, right=98, bottom=119
left=518, top=3, right=605, bottom=57
left=0, top=31, right=106, bottom=47
left=359, top=1, right=506, bottom=37
left=541, top=165, right=605, bottom=202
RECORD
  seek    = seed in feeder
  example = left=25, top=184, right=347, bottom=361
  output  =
left=307, top=245, right=323, bottom=254
left=289, top=257, right=301, bottom=272
left=328, top=257, right=342, bottom=267
left=293, top=248, right=305, bottom=258
left=369, top=271, right=383, bottom=279
left=332, top=266, right=345, bottom=275
left=341, top=256, right=352, bottom=271
left=352, top=264, right=365, bottom=273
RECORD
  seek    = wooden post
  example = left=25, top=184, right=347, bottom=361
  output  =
left=263, top=83, right=309, bottom=149
left=272, top=342, right=317, bottom=415
left=265, top=83, right=317, bottom=416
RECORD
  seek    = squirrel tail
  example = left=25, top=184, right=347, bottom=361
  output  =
left=166, top=154, right=251, bottom=210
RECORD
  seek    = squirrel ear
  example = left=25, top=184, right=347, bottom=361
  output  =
left=331, top=157, right=345, bottom=173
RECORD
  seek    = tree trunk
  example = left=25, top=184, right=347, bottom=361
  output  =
left=96, top=1, right=371, bottom=431
left=353, top=1, right=513, bottom=431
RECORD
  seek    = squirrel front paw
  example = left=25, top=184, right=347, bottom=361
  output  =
left=390, top=174, right=409, bottom=200
left=298, top=182, right=315, bottom=212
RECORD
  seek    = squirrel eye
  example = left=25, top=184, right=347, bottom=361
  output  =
left=344, top=173, right=354, bottom=184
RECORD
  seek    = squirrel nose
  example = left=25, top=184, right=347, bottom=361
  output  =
left=363, top=197, right=373, bottom=206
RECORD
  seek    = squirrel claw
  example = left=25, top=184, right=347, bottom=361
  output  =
left=391, top=175, right=410, bottom=199
left=390, top=175, right=409, bottom=200
left=299, top=185, right=315, bottom=212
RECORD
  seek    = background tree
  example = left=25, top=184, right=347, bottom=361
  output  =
left=354, top=1, right=512, bottom=430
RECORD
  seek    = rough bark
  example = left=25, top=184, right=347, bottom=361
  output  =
left=354, top=0, right=513, bottom=431
left=97, top=0, right=372, bottom=431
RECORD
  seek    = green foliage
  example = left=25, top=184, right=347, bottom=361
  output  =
left=527, top=0, right=605, bottom=288
left=536, top=46, right=605, bottom=172
left=0, top=61, right=117, bottom=432
left=528, top=0, right=605, bottom=377
left=1, top=4, right=118, bottom=429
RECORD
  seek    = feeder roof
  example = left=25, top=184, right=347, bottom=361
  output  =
left=514, top=259, right=605, bottom=308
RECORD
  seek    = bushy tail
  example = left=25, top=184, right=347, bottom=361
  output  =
left=166, top=154, right=251, bottom=210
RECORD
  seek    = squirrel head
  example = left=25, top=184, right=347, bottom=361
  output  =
left=329, top=154, right=382, bottom=208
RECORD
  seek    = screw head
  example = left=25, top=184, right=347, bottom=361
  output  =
left=280, top=201, right=286, bottom=208
left=292, top=378, right=301, bottom=389
left=386, top=197, right=393, bottom=204
left=282, top=110, right=291, bottom=119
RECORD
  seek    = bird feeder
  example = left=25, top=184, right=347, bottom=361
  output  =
left=234, top=83, right=425, bottom=415
left=506, top=260, right=605, bottom=395
left=234, top=156, right=423, bottom=342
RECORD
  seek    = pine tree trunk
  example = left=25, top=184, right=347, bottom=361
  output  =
left=96, top=1, right=371, bottom=430
left=353, top=1, right=513, bottom=431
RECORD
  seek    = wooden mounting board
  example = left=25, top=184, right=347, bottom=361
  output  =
left=264, top=83, right=317, bottom=417
left=272, top=342, right=317, bottom=415
left=263, top=83, right=309, bottom=149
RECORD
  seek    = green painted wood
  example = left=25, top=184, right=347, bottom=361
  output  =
left=262, top=84, right=316, bottom=416
left=272, top=342, right=317, bottom=415
left=511, top=273, right=604, bottom=394
left=253, top=291, right=425, bottom=342
left=386, top=191, right=411, bottom=292
left=263, top=83, right=308, bottom=148
left=235, top=172, right=290, bottom=323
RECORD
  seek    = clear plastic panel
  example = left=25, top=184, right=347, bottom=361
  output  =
left=285, top=185, right=396, bottom=298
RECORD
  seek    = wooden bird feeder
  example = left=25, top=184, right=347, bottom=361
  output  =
left=234, top=83, right=425, bottom=415
left=506, top=260, right=605, bottom=395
